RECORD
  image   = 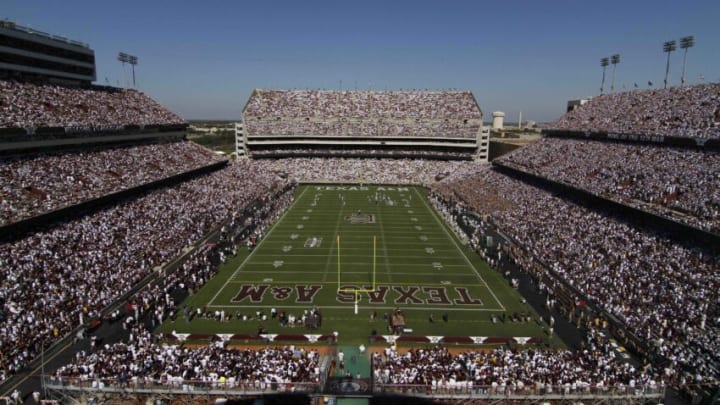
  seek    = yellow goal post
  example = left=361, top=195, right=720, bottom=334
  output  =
left=336, top=234, right=377, bottom=314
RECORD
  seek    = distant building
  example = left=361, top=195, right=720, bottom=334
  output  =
left=492, top=111, right=505, bottom=130
left=566, top=98, right=590, bottom=112
left=0, top=19, right=96, bottom=85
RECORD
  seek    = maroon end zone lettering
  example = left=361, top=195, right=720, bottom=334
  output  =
left=364, top=286, right=389, bottom=303
left=393, top=286, right=423, bottom=304
left=270, top=287, right=292, bottom=301
left=453, top=287, right=483, bottom=305
left=336, top=285, right=357, bottom=303
left=232, top=284, right=269, bottom=303
left=295, top=285, right=323, bottom=303
left=423, top=286, right=451, bottom=305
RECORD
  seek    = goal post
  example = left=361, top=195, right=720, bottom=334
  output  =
left=336, top=234, right=378, bottom=314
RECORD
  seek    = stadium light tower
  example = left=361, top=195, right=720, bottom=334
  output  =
left=117, top=52, right=128, bottom=87
left=663, top=40, right=676, bottom=89
left=600, top=57, right=609, bottom=94
left=128, top=55, right=138, bottom=88
left=679, top=35, right=695, bottom=86
left=117, top=52, right=139, bottom=88
left=610, top=54, right=621, bottom=92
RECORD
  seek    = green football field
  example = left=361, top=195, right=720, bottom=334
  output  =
left=158, top=184, right=555, bottom=346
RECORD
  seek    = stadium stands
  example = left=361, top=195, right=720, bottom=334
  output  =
left=53, top=325, right=322, bottom=389
left=545, top=84, right=720, bottom=139
left=249, top=147, right=475, bottom=160
left=0, top=161, right=280, bottom=382
left=245, top=119, right=482, bottom=138
left=130, top=187, right=296, bottom=331
left=244, top=90, right=481, bottom=121
left=240, top=89, right=487, bottom=160
left=0, top=79, right=184, bottom=129
left=495, top=137, right=720, bottom=233
left=433, top=165, right=720, bottom=385
left=0, top=141, right=223, bottom=225
left=250, top=157, right=474, bottom=185
left=374, top=341, right=662, bottom=393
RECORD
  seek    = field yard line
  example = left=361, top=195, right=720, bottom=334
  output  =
left=207, top=186, right=311, bottom=307
left=413, top=187, right=506, bottom=311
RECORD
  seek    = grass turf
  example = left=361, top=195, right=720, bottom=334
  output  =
left=157, top=185, right=557, bottom=347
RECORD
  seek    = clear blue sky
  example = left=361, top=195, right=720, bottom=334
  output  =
left=4, top=0, right=719, bottom=121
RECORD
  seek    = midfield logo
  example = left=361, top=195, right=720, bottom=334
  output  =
left=231, top=284, right=483, bottom=305
left=344, top=213, right=376, bottom=224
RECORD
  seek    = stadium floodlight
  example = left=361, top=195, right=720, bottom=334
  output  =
left=600, top=57, right=610, bottom=94
left=610, top=54, right=621, bottom=92
left=663, top=40, right=676, bottom=88
left=679, top=35, right=695, bottom=86
left=117, top=52, right=139, bottom=88
left=117, top=52, right=128, bottom=87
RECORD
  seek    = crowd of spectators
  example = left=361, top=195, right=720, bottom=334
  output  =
left=0, top=141, right=223, bottom=225
left=0, top=79, right=185, bottom=129
left=250, top=157, right=473, bottom=186
left=129, top=234, right=236, bottom=333
left=245, top=90, right=482, bottom=119
left=243, top=90, right=482, bottom=138
left=245, top=117, right=480, bottom=138
left=53, top=325, right=321, bottom=389
left=250, top=147, right=474, bottom=159
left=433, top=165, right=720, bottom=385
left=546, top=84, right=720, bottom=139
left=495, top=137, right=720, bottom=233
left=0, top=160, right=283, bottom=382
left=374, top=329, right=663, bottom=394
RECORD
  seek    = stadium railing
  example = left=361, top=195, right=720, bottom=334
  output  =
left=44, top=377, right=322, bottom=395
left=373, top=383, right=666, bottom=400
left=542, top=129, right=720, bottom=149
left=0, top=123, right=189, bottom=146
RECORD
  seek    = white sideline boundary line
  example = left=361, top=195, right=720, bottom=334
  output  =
left=207, top=186, right=312, bottom=307
left=413, top=187, right=506, bottom=311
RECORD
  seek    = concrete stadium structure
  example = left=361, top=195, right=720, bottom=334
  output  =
left=236, top=89, right=490, bottom=161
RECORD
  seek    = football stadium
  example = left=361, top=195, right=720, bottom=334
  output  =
left=1, top=8, right=719, bottom=405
